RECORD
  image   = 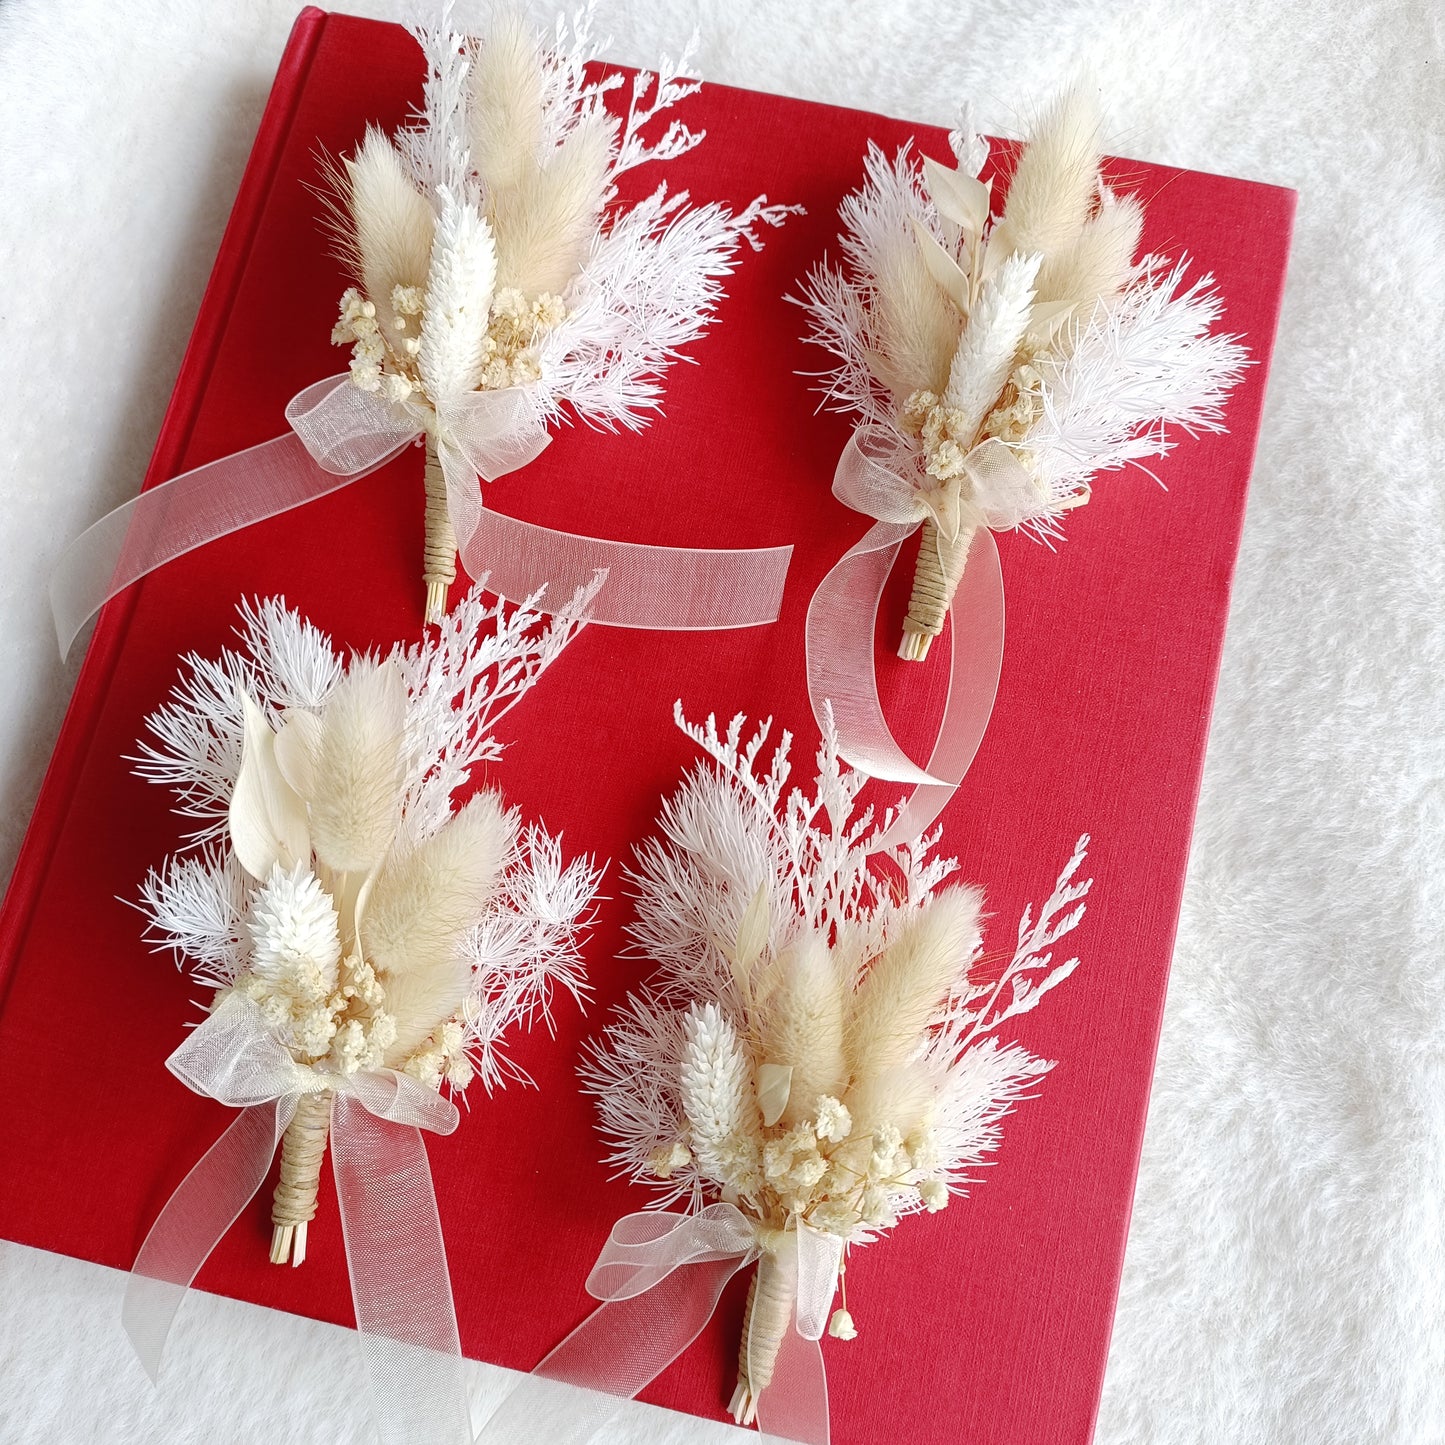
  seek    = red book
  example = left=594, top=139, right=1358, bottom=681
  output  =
left=0, top=10, right=1294, bottom=1444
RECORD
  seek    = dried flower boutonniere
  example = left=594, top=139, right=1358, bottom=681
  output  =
left=325, top=6, right=800, bottom=620
left=131, top=585, right=600, bottom=1281
left=798, top=85, right=1248, bottom=660
left=513, top=705, right=1092, bottom=1441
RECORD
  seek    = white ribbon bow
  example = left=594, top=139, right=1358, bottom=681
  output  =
left=50, top=375, right=794, bottom=656
left=123, top=993, right=470, bottom=1445
left=805, top=422, right=1016, bottom=849
left=475, top=1203, right=843, bottom=1445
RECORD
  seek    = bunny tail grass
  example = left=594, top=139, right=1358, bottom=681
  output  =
left=422, top=433, right=456, bottom=624
left=270, top=1089, right=333, bottom=1266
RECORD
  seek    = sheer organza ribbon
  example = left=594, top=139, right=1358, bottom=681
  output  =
left=474, top=1204, right=843, bottom=1445
left=51, top=375, right=795, bottom=655
left=805, top=423, right=1021, bottom=847
left=122, top=993, right=470, bottom=1445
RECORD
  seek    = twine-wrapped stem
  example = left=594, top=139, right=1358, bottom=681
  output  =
left=422, top=432, right=456, bottom=625
left=728, top=1250, right=797, bottom=1427
left=900, top=515, right=978, bottom=662
left=270, top=1089, right=333, bottom=1267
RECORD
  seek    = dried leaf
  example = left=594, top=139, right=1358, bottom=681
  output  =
left=909, top=218, right=971, bottom=315
left=273, top=709, right=322, bottom=801
left=756, top=1062, right=793, bottom=1127
left=229, top=691, right=310, bottom=881
left=922, top=156, right=991, bottom=238
left=734, top=883, right=770, bottom=969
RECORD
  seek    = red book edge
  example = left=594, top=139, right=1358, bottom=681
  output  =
left=0, top=7, right=329, bottom=1012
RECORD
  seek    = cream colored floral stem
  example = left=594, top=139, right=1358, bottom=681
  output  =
left=728, top=1251, right=797, bottom=1427
left=900, top=516, right=977, bottom=662
left=270, top=1089, right=333, bottom=1267
left=422, top=432, right=456, bottom=625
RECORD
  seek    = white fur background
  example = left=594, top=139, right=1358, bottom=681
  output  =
left=1, top=2, right=1442, bottom=1442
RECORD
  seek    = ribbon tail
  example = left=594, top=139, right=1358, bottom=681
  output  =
left=438, top=438, right=484, bottom=564
left=51, top=432, right=370, bottom=659
left=755, top=1330, right=830, bottom=1445
left=474, top=1254, right=747, bottom=1444
left=805, top=519, right=940, bottom=787
left=123, top=1099, right=292, bottom=1380
left=458, top=509, right=793, bottom=630
left=871, top=525, right=1004, bottom=849
left=805, top=520, right=1004, bottom=848
left=330, top=1097, right=469, bottom=1445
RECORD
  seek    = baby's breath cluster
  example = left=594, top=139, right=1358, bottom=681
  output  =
left=659, top=1003, right=954, bottom=1244
left=332, top=284, right=567, bottom=410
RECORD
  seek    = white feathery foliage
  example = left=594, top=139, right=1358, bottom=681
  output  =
left=135, top=583, right=600, bottom=1097
left=392, top=572, right=604, bottom=839
left=532, top=186, right=801, bottom=430
left=583, top=706, right=1093, bottom=1247
left=132, top=598, right=343, bottom=843
left=328, top=8, right=799, bottom=430
left=460, top=823, right=599, bottom=1094
left=405, top=9, right=476, bottom=200
left=795, top=84, right=1247, bottom=540
left=1024, top=258, right=1251, bottom=494
left=235, top=596, right=343, bottom=711
left=795, top=142, right=958, bottom=427
left=137, top=845, right=250, bottom=987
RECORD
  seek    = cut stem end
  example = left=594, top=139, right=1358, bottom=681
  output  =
left=898, top=627, right=936, bottom=662
left=424, top=579, right=448, bottom=625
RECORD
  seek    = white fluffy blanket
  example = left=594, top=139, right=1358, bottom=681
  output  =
left=1, top=2, right=1441, bottom=1442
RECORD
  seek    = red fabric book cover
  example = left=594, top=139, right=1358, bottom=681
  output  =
left=0, top=10, right=1294, bottom=1444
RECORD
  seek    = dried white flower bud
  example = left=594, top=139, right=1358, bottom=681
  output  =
left=919, top=1178, right=949, bottom=1213
left=247, top=863, right=341, bottom=1001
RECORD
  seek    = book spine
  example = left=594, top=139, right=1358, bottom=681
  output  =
left=0, top=8, right=332, bottom=1008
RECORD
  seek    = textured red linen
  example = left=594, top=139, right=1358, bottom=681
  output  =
left=0, top=10, right=1295, bottom=1444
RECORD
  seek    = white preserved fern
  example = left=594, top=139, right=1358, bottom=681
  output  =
left=581, top=703, right=1093, bottom=1418
left=137, top=581, right=601, bottom=1262
left=795, top=85, right=1249, bottom=660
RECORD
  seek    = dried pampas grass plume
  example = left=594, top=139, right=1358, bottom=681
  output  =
left=988, top=84, right=1102, bottom=266
left=344, top=126, right=435, bottom=351
left=1035, top=187, right=1144, bottom=313
left=489, top=110, right=618, bottom=297
left=846, top=885, right=983, bottom=1084
left=756, top=933, right=847, bottom=1125
left=362, top=792, right=517, bottom=1031
left=307, top=659, right=406, bottom=875
left=468, top=11, right=544, bottom=197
